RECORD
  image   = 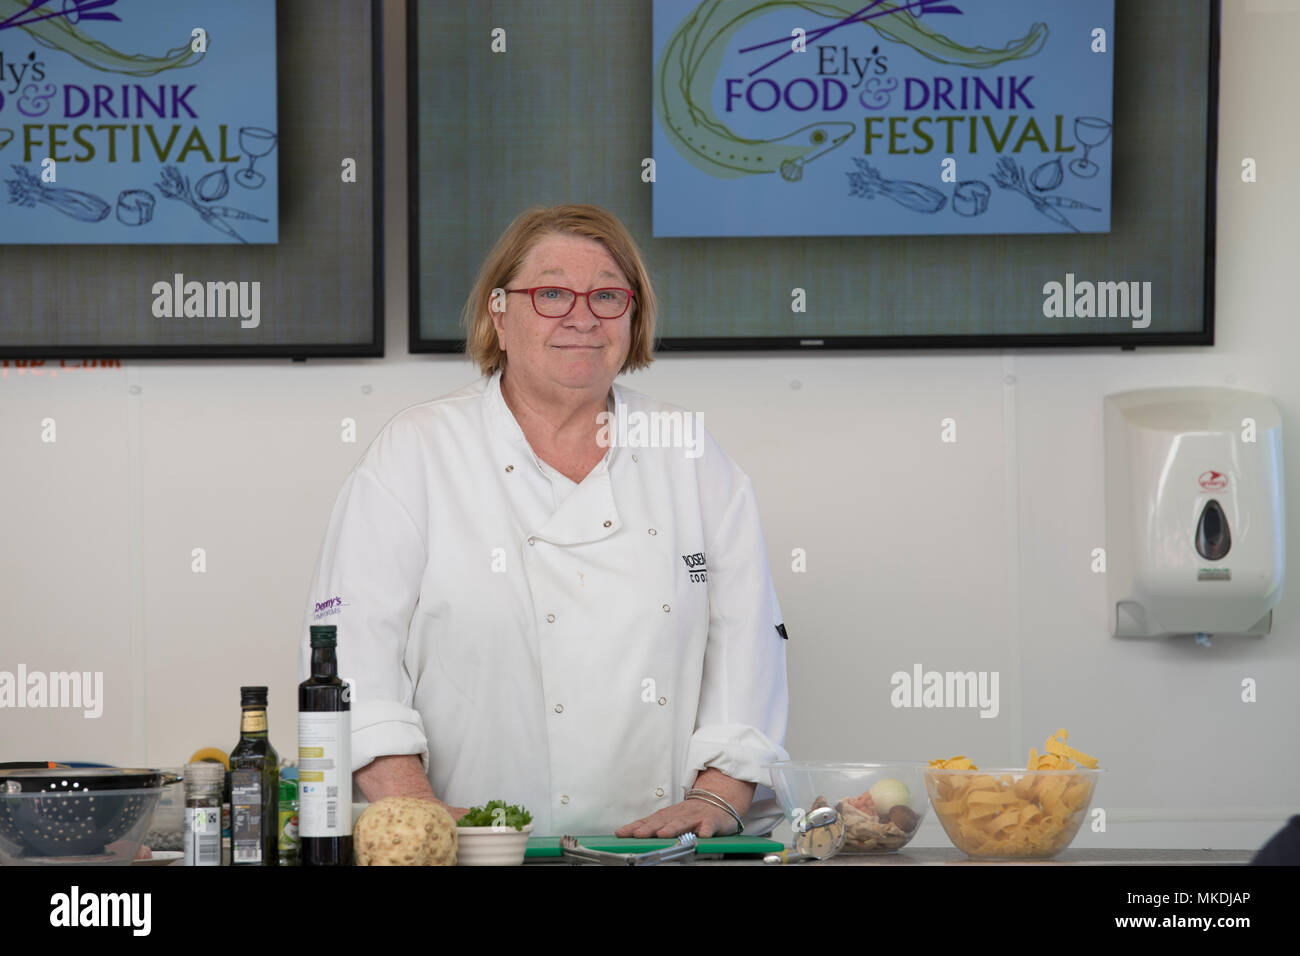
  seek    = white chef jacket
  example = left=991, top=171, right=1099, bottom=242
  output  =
left=300, top=370, right=790, bottom=836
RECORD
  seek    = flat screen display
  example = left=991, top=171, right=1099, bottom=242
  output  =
left=409, top=0, right=1217, bottom=352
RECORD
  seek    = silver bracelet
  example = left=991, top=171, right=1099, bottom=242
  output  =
left=685, top=788, right=744, bottom=834
left=686, top=787, right=742, bottom=818
left=685, top=794, right=743, bottom=833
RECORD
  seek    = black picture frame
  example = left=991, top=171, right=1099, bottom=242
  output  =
left=0, top=0, right=385, bottom=361
left=407, top=0, right=1218, bottom=354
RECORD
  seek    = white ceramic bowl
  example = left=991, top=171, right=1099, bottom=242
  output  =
left=455, top=823, right=533, bottom=866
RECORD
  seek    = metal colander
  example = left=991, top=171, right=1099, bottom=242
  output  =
left=0, top=769, right=180, bottom=860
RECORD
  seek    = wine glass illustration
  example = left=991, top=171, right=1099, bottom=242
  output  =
left=1069, top=116, right=1111, bottom=178
left=235, top=126, right=278, bottom=189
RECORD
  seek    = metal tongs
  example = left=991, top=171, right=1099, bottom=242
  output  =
left=559, top=832, right=698, bottom=866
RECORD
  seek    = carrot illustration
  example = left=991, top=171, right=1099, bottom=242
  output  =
left=203, top=205, right=269, bottom=222
left=1037, top=195, right=1101, bottom=211
left=154, top=165, right=262, bottom=242
left=991, top=156, right=1082, bottom=232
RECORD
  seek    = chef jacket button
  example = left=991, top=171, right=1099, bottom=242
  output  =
left=655, top=787, right=664, bottom=798
left=603, top=519, right=612, bottom=528
left=658, top=696, right=667, bottom=706
left=561, top=794, right=570, bottom=805
left=505, top=464, right=514, bottom=472
left=554, top=703, right=564, bottom=714
left=648, top=528, right=657, bottom=536
left=662, top=604, right=671, bottom=613
left=632, top=454, right=639, bottom=463
left=527, top=536, right=536, bottom=546
left=546, top=613, right=556, bottom=623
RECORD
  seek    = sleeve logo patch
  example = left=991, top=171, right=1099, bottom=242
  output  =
left=312, top=596, right=348, bottom=620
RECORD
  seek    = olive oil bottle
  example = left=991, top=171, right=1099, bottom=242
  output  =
left=229, top=685, right=279, bottom=866
left=299, top=625, right=353, bottom=865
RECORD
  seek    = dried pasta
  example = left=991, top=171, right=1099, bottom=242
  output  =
left=926, top=729, right=1099, bottom=857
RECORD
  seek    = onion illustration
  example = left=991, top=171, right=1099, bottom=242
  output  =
left=1029, top=157, right=1064, bottom=192
left=195, top=167, right=230, bottom=202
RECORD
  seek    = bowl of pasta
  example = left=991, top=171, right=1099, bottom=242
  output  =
left=925, top=729, right=1103, bottom=860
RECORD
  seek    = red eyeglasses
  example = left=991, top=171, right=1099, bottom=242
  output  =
left=505, top=286, right=635, bottom=319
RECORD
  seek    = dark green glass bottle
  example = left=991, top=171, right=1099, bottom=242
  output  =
left=299, top=625, right=353, bottom=866
left=229, top=685, right=279, bottom=866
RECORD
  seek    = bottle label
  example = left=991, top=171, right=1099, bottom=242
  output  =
left=184, top=806, right=221, bottom=866
left=241, top=709, right=268, bottom=733
left=231, top=769, right=263, bottom=863
left=279, top=808, right=299, bottom=858
left=298, top=711, right=351, bottom=838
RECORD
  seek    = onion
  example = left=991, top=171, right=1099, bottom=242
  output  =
left=868, top=778, right=911, bottom=815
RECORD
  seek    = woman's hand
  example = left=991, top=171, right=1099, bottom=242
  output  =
left=615, top=798, right=737, bottom=838
left=616, top=768, right=757, bottom=838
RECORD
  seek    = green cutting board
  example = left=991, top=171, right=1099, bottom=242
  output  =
left=525, top=834, right=783, bottom=858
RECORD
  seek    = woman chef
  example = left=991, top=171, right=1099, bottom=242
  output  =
left=301, top=204, right=790, bottom=838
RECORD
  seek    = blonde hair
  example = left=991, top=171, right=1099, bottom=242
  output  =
left=462, top=204, right=657, bottom=376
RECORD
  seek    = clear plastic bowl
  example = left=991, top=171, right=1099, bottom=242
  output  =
left=924, top=768, right=1103, bottom=860
left=766, top=761, right=929, bottom=854
left=142, top=767, right=186, bottom=853
left=0, top=787, right=162, bottom=865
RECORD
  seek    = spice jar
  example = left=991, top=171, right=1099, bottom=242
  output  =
left=183, top=762, right=226, bottom=866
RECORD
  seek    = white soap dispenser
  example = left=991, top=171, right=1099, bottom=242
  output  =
left=1104, top=387, right=1285, bottom=639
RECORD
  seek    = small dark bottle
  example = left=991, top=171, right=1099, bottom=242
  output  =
left=229, top=685, right=279, bottom=866
left=299, top=625, right=353, bottom=865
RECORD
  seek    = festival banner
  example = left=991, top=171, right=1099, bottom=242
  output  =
left=0, top=0, right=278, bottom=244
left=652, top=0, right=1114, bottom=237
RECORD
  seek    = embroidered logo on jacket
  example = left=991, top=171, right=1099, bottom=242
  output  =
left=312, top=596, right=348, bottom=620
left=682, top=552, right=707, bottom=583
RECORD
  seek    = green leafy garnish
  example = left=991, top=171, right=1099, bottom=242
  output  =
left=459, top=800, right=532, bottom=830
